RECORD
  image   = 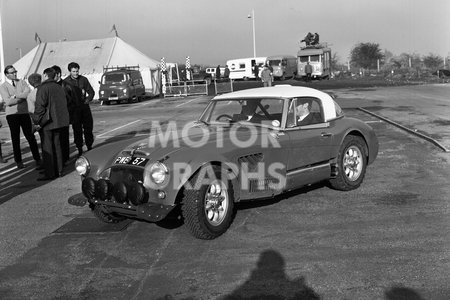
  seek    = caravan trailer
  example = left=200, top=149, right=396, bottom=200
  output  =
left=226, top=57, right=267, bottom=80
left=296, top=47, right=331, bottom=80
left=266, top=55, right=297, bottom=80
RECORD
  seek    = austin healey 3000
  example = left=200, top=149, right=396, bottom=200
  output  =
left=71, top=85, right=378, bottom=239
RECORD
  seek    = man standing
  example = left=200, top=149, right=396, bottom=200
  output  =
left=0, top=65, right=41, bottom=169
left=34, top=68, right=70, bottom=180
left=63, top=62, right=95, bottom=157
left=305, top=61, right=313, bottom=82
left=215, top=65, right=221, bottom=81
left=260, top=65, right=273, bottom=87
left=52, top=65, right=71, bottom=163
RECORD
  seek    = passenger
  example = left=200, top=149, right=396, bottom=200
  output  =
left=296, top=98, right=322, bottom=126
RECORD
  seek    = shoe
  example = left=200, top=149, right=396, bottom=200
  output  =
left=0, top=156, right=7, bottom=163
left=87, top=145, right=93, bottom=151
left=58, top=172, right=65, bottom=178
left=17, top=162, right=25, bottom=169
left=37, top=176, right=55, bottom=181
left=77, top=148, right=83, bottom=157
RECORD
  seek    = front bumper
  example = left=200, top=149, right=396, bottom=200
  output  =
left=73, top=167, right=175, bottom=222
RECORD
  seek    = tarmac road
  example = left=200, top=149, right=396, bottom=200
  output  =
left=0, top=84, right=449, bottom=299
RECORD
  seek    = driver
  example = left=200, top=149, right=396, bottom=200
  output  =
left=236, top=100, right=264, bottom=122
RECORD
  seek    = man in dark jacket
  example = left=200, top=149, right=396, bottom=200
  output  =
left=63, top=62, right=95, bottom=157
left=296, top=98, right=322, bottom=126
left=52, top=65, right=71, bottom=163
left=34, top=68, right=70, bottom=180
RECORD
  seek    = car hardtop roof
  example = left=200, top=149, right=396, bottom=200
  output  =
left=213, top=85, right=332, bottom=101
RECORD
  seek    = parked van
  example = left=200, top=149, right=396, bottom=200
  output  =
left=98, top=66, right=146, bottom=104
left=226, top=57, right=267, bottom=80
left=206, top=67, right=225, bottom=79
left=266, top=55, right=297, bottom=80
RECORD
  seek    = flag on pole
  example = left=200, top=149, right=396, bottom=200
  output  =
left=161, top=57, right=166, bottom=94
left=110, top=24, right=119, bottom=37
left=186, top=56, right=191, bottom=80
left=34, top=32, right=42, bottom=44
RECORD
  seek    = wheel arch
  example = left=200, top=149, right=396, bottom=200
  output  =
left=173, top=160, right=241, bottom=205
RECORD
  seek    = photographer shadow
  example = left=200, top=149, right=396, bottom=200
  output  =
left=224, top=249, right=320, bottom=300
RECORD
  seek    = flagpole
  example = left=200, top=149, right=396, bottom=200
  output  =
left=0, top=2, right=6, bottom=83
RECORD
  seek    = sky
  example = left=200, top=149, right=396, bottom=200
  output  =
left=1, top=0, right=449, bottom=68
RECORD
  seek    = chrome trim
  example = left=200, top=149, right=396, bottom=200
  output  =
left=286, top=162, right=330, bottom=176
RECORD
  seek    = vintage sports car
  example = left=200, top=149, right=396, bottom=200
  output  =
left=71, top=85, right=378, bottom=239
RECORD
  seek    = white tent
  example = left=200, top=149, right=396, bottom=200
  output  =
left=13, top=37, right=161, bottom=98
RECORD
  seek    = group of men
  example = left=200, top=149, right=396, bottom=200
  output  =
left=0, top=62, right=94, bottom=181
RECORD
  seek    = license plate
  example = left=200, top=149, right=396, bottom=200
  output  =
left=114, top=156, right=149, bottom=166
left=109, top=96, right=119, bottom=100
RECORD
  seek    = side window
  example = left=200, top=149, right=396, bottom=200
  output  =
left=287, top=97, right=324, bottom=128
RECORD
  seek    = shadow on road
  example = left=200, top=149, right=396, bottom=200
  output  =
left=223, top=249, right=320, bottom=300
left=385, top=285, right=424, bottom=300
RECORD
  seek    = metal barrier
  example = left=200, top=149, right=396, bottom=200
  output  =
left=163, top=80, right=208, bottom=97
left=214, top=79, right=233, bottom=95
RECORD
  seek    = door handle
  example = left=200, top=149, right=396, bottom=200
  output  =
left=321, top=132, right=332, bottom=137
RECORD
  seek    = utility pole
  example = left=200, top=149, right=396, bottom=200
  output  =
left=0, top=2, right=6, bottom=83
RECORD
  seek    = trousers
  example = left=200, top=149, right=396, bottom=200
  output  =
left=6, top=113, right=41, bottom=163
left=42, top=128, right=64, bottom=178
left=71, top=104, right=94, bottom=149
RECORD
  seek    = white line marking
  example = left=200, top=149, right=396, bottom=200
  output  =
left=175, top=96, right=202, bottom=108
left=365, top=120, right=383, bottom=123
left=0, top=165, right=36, bottom=180
left=96, top=119, right=142, bottom=138
left=0, top=181, right=20, bottom=193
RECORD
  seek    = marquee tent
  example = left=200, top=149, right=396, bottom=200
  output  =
left=13, top=37, right=161, bottom=98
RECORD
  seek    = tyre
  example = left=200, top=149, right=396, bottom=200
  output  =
left=329, top=135, right=367, bottom=191
left=92, top=205, right=126, bottom=223
left=182, top=165, right=235, bottom=239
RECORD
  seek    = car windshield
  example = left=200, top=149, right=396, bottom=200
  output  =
left=199, top=98, right=285, bottom=127
left=103, top=73, right=127, bottom=84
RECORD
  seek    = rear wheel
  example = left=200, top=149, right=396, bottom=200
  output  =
left=329, top=135, right=367, bottom=191
left=182, top=165, right=235, bottom=239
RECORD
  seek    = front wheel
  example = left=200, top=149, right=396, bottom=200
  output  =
left=329, top=135, right=367, bottom=191
left=182, top=165, right=235, bottom=239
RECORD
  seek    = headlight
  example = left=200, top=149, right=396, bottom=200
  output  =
left=100, top=90, right=105, bottom=95
left=150, top=162, right=169, bottom=184
left=75, top=156, right=90, bottom=176
left=122, top=88, right=127, bottom=94
left=144, top=162, right=169, bottom=189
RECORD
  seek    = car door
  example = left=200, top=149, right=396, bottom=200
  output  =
left=284, top=97, right=334, bottom=190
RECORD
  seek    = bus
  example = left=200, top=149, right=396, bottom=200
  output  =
left=226, top=57, right=267, bottom=80
left=266, top=55, right=297, bottom=80
left=296, top=46, right=331, bottom=80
